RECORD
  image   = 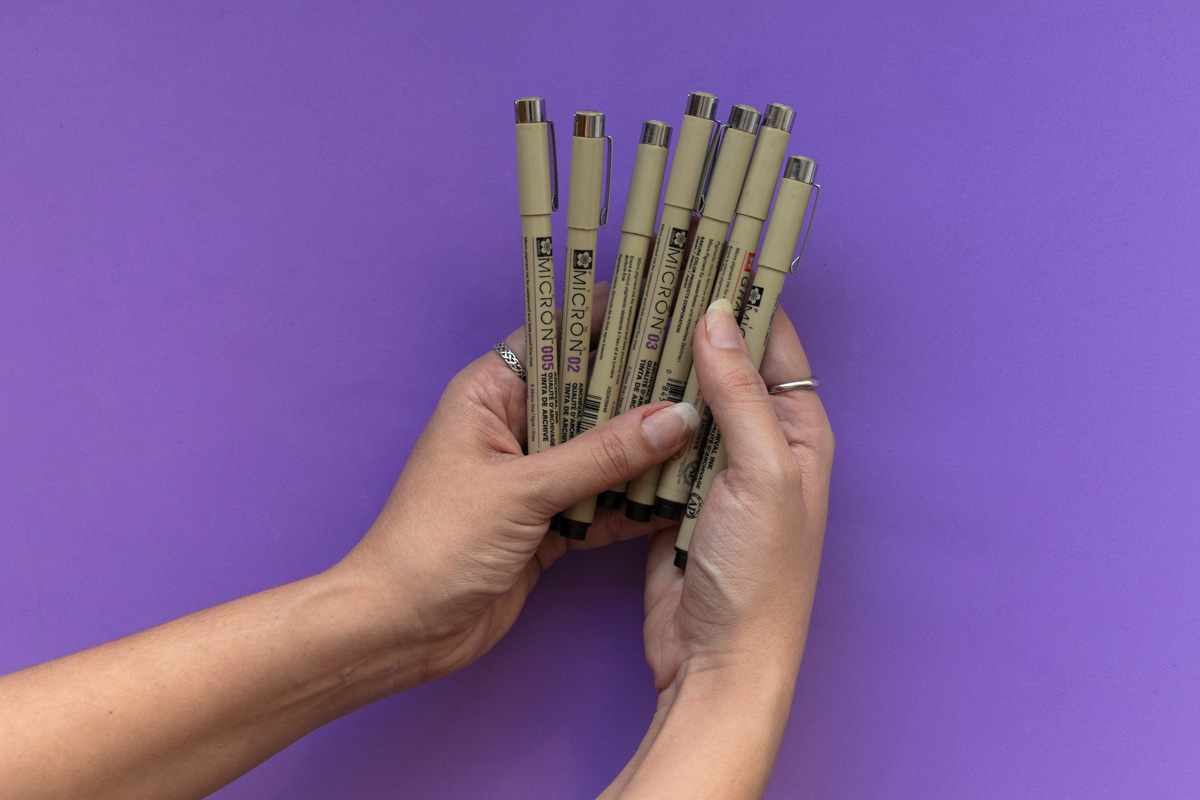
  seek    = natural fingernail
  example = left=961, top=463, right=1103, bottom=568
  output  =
left=642, top=402, right=701, bottom=450
left=705, top=298, right=742, bottom=350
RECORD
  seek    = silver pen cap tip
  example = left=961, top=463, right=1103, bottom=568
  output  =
left=640, top=120, right=672, bottom=148
left=515, top=97, right=547, bottom=124
left=727, top=105, right=762, bottom=135
left=785, top=156, right=818, bottom=184
left=573, top=110, right=605, bottom=138
left=762, top=104, right=796, bottom=134
left=685, top=91, right=718, bottom=121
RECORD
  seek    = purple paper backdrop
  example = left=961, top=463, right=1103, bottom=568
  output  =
left=2, top=1, right=1198, bottom=797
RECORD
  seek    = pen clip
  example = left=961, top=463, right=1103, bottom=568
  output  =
left=548, top=120, right=560, bottom=212
left=694, top=123, right=725, bottom=215
left=789, top=184, right=821, bottom=273
left=600, top=135, right=613, bottom=226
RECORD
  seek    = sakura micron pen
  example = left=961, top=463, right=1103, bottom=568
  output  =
left=674, top=156, right=820, bottom=569
left=654, top=103, right=795, bottom=520
left=596, top=90, right=719, bottom=510
left=514, top=97, right=560, bottom=454
left=560, top=111, right=613, bottom=447
left=623, top=104, right=763, bottom=522
left=558, top=120, right=672, bottom=541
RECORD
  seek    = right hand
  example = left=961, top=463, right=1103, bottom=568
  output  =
left=642, top=300, right=834, bottom=696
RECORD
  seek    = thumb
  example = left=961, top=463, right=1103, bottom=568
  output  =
left=692, top=298, right=792, bottom=468
left=517, top=401, right=700, bottom=515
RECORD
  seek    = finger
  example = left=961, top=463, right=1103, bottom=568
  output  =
left=691, top=298, right=790, bottom=466
left=759, top=306, right=812, bottom=386
left=506, top=281, right=613, bottom=367
left=453, top=283, right=613, bottom=445
left=760, top=307, right=834, bottom=460
left=516, top=401, right=700, bottom=516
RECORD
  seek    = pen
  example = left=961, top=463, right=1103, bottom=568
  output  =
left=653, top=103, right=795, bottom=520
left=514, top=97, right=560, bottom=455
left=560, top=111, right=613, bottom=447
left=623, top=104, right=763, bottom=522
left=596, top=91, right=719, bottom=510
left=558, top=120, right=672, bottom=540
left=673, top=156, right=820, bottom=569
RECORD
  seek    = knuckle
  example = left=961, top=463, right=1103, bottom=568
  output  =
left=722, top=368, right=768, bottom=399
left=590, top=427, right=633, bottom=484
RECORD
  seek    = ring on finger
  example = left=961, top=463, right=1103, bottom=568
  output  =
left=493, top=341, right=527, bottom=381
left=767, top=378, right=819, bottom=394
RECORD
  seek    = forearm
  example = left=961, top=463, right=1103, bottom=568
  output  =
left=602, top=661, right=798, bottom=800
left=0, top=566, right=419, bottom=800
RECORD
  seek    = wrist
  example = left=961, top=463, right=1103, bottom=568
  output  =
left=609, top=659, right=798, bottom=799
left=302, top=564, right=431, bottom=698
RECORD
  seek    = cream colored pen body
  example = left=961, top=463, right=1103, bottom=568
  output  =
left=515, top=98, right=560, bottom=454
left=654, top=103, right=796, bottom=519
left=597, top=91, right=718, bottom=508
left=559, top=121, right=671, bottom=541
left=674, top=156, right=819, bottom=569
left=560, top=111, right=611, bottom=445
left=623, top=104, right=763, bottom=522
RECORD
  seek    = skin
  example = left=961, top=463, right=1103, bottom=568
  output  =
left=0, top=288, right=832, bottom=800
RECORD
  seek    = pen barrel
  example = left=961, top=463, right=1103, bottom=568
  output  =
left=616, top=202, right=693, bottom=416
left=651, top=214, right=727, bottom=401
left=675, top=162, right=818, bottom=554
left=560, top=227, right=598, bottom=443
left=515, top=121, right=554, bottom=215
left=521, top=214, right=559, bottom=453
left=655, top=214, right=763, bottom=507
left=566, top=132, right=607, bottom=230
left=758, top=176, right=815, bottom=273
left=625, top=213, right=730, bottom=508
left=562, top=129, right=669, bottom=529
left=699, top=121, right=759, bottom=224
left=663, top=113, right=717, bottom=210
left=735, top=120, right=792, bottom=222
left=561, top=230, right=654, bottom=526
left=621, top=135, right=671, bottom=236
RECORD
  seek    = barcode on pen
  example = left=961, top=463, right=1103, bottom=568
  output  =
left=663, top=378, right=686, bottom=404
left=580, top=393, right=602, bottom=431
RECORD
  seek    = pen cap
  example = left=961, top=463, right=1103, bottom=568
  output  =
left=757, top=156, right=818, bottom=273
left=699, top=105, right=762, bottom=224
left=663, top=94, right=719, bottom=210
left=621, top=121, right=672, bottom=236
left=684, top=91, right=718, bottom=121
left=515, top=97, right=555, bottom=215
left=735, top=104, right=794, bottom=222
left=515, top=97, right=547, bottom=123
left=567, top=111, right=607, bottom=229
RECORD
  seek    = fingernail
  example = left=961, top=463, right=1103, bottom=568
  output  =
left=705, top=298, right=742, bottom=349
left=641, top=402, right=701, bottom=450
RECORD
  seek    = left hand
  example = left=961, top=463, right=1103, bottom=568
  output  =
left=334, top=284, right=699, bottom=687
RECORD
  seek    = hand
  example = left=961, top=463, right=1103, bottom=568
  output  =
left=602, top=300, right=833, bottom=799
left=642, top=301, right=833, bottom=694
left=334, top=283, right=700, bottom=687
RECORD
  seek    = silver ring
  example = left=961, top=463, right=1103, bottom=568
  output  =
left=493, top=341, right=527, bottom=381
left=767, top=378, right=819, bottom=394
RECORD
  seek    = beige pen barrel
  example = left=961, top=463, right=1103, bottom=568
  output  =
left=673, top=156, right=819, bottom=569
left=654, top=104, right=795, bottom=518
left=515, top=98, right=560, bottom=454
left=598, top=91, right=718, bottom=509
left=560, top=111, right=610, bottom=449
left=623, top=104, right=763, bottom=521
left=559, top=121, right=671, bottom=540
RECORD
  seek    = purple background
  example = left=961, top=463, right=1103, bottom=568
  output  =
left=2, top=1, right=1198, bottom=797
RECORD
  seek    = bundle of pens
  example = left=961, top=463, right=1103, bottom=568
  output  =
left=513, top=92, right=820, bottom=569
